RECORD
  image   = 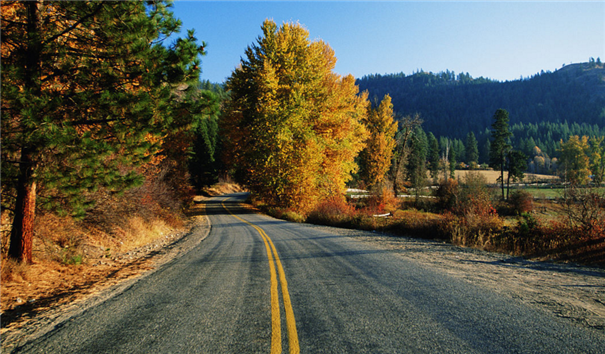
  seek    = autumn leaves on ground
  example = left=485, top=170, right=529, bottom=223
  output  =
left=1, top=0, right=604, bottom=338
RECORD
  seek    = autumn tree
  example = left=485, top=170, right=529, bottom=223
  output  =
left=222, top=20, right=368, bottom=212
left=559, top=136, right=591, bottom=185
left=1, top=1, right=205, bottom=262
left=489, top=109, right=512, bottom=200
left=359, top=94, right=398, bottom=188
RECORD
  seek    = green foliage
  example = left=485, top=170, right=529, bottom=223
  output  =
left=1, top=1, right=205, bottom=261
left=407, top=127, right=428, bottom=192
left=465, top=132, right=479, bottom=165
left=187, top=88, right=222, bottom=189
left=490, top=109, right=512, bottom=199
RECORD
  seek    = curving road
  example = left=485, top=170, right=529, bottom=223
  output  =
left=14, top=193, right=605, bottom=353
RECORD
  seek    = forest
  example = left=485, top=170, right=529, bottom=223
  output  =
left=357, top=61, right=605, bottom=161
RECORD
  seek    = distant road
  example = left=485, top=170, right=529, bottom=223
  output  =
left=15, top=193, right=605, bottom=353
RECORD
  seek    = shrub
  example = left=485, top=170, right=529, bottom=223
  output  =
left=509, top=190, right=534, bottom=215
left=269, top=208, right=306, bottom=223
left=456, top=171, right=495, bottom=217
left=436, top=178, right=459, bottom=211
left=307, top=197, right=356, bottom=227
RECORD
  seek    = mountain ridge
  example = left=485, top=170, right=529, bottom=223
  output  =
left=356, top=61, right=605, bottom=141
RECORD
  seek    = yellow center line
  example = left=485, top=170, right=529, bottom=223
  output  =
left=221, top=198, right=299, bottom=354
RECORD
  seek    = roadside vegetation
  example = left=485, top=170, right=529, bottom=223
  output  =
left=261, top=173, right=604, bottom=267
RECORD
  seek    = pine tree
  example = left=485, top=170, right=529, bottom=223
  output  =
left=449, top=147, right=457, bottom=179
left=489, top=109, right=513, bottom=200
left=465, top=131, right=479, bottom=167
left=359, top=94, right=398, bottom=188
left=1, top=1, right=205, bottom=262
left=407, top=127, right=428, bottom=201
left=506, top=150, right=528, bottom=199
left=222, top=20, right=368, bottom=212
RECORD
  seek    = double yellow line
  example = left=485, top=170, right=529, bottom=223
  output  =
left=222, top=198, right=299, bottom=354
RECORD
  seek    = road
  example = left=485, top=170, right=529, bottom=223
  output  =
left=13, top=193, right=605, bottom=353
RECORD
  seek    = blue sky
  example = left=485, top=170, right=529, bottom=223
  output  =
left=168, top=1, right=605, bottom=83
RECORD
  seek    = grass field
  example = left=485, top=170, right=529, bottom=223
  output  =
left=452, top=170, right=559, bottom=185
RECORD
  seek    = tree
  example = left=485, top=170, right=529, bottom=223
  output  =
left=427, top=132, right=441, bottom=183
left=187, top=88, right=222, bottom=190
left=222, top=20, right=368, bottom=212
left=1, top=1, right=205, bottom=262
left=465, top=132, right=479, bottom=167
left=359, top=94, right=398, bottom=188
left=506, top=150, right=528, bottom=199
left=559, top=136, right=591, bottom=185
left=391, top=114, right=422, bottom=196
left=449, top=146, right=457, bottom=179
left=589, top=136, right=605, bottom=184
left=489, top=109, right=512, bottom=200
left=407, top=127, right=428, bottom=201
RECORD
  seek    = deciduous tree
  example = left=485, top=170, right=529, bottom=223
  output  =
left=559, top=136, right=591, bottom=185
left=359, top=94, right=398, bottom=188
left=222, top=20, right=368, bottom=212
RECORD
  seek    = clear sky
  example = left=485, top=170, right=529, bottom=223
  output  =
left=168, top=1, right=605, bottom=84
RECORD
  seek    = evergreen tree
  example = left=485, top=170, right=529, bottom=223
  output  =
left=489, top=109, right=513, bottom=200
left=465, top=131, right=479, bottom=167
left=1, top=1, right=205, bottom=262
left=449, top=147, right=457, bottom=179
left=506, top=150, right=528, bottom=199
left=407, top=127, right=428, bottom=200
left=222, top=20, right=368, bottom=212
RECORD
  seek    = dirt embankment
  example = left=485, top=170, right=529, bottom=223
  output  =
left=1, top=199, right=211, bottom=352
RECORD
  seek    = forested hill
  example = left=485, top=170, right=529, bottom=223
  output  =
left=356, top=61, right=605, bottom=141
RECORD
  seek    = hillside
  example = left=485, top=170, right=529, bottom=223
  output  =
left=356, top=61, right=605, bottom=145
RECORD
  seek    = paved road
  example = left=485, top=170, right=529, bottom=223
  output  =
left=14, top=193, right=605, bottom=353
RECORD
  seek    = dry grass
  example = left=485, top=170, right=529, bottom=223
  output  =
left=452, top=170, right=558, bottom=184
left=202, top=183, right=246, bottom=196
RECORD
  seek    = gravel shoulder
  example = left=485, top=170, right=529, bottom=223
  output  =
left=305, top=223, right=605, bottom=332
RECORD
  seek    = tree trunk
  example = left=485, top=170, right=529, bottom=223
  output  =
left=8, top=1, right=41, bottom=263
left=8, top=149, right=37, bottom=263
left=500, top=152, right=505, bottom=201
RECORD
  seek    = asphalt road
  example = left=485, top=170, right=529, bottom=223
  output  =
left=14, top=193, right=605, bottom=353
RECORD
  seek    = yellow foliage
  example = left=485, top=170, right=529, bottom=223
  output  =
left=223, top=20, right=368, bottom=212
left=360, top=94, right=398, bottom=187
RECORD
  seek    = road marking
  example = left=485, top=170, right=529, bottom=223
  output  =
left=222, top=198, right=300, bottom=354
